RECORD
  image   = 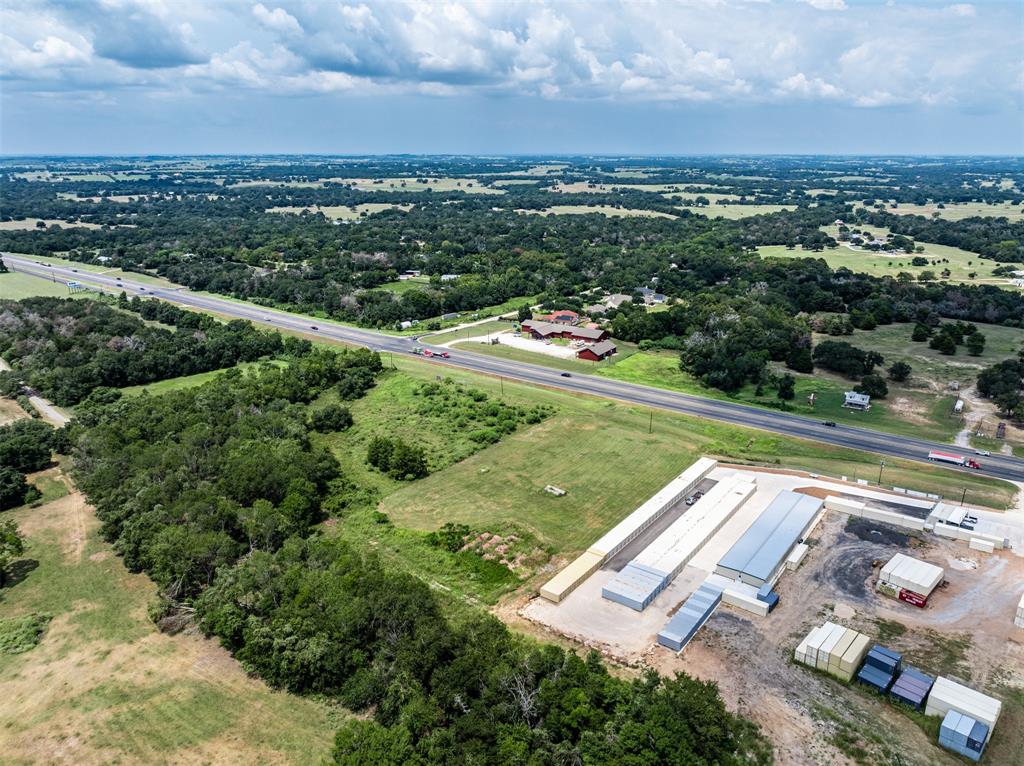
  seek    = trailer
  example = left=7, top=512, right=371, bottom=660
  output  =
left=927, top=451, right=981, bottom=470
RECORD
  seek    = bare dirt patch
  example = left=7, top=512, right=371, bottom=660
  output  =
left=0, top=397, right=30, bottom=426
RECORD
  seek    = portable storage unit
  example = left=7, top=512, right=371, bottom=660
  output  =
left=657, top=583, right=722, bottom=652
left=794, top=623, right=831, bottom=666
left=715, top=491, right=824, bottom=587
left=889, top=666, right=934, bottom=710
left=969, top=538, right=995, bottom=553
left=836, top=634, right=871, bottom=682
left=601, top=562, right=669, bottom=611
left=721, top=586, right=770, bottom=616
left=878, top=553, right=944, bottom=606
left=939, top=710, right=989, bottom=762
left=1015, top=592, right=1024, bottom=629
left=856, top=645, right=901, bottom=693
left=785, top=542, right=809, bottom=571
left=826, top=630, right=858, bottom=677
left=816, top=623, right=850, bottom=671
left=539, top=550, right=605, bottom=602
left=925, top=677, right=1002, bottom=740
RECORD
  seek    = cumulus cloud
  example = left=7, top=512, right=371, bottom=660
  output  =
left=0, top=0, right=1018, bottom=111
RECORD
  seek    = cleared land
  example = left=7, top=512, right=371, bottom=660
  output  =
left=334, top=177, right=504, bottom=194
left=375, top=357, right=1016, bottom=562
left=265, top=203, right=413, bottom=220
left=5, top=253, right=178, bottom=288
left=119, top=360, right=286, bottom=397
left=0, top=219, right=109, bottom=231
left=677, top=204, right=797, bottom=219
left=0, top=492, right=338, bottom=766
left=759, top=226, right=1018, bottom=288
left=517, top=205, right=676, bottom=219
left=886, top=202, right=1024, bottom=222
left=451, top=335, right=640, bottom=372
left=0, top=271, right=94, bottom=300
left=0, top=397, right=30, bottom=426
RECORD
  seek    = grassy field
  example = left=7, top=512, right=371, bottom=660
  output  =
left=119, top=360, right=286, bottom=397
left=677, top=204, right=796, bottom=219
left=0, top=219, right=109, bottom=231
left=517, top=205, right=677, bottom=219
left=374, top=358, right=1015, bottom=567
left=0, top=493, right=339, bottom=765
left=887, top=201, right=1024, bottom=222
left=0, top=271, right=94, bottom=299
left=425, top=319, right=514, bottom=343
left=266, top=203, right=413, bottom=220
left=335, top=177, right=505, bottom=194
left=595, top=352, right=963, bottom=443
left=371, top=276, right=433, bottom=294
left=6, top=252, right=179, bottom=288
left=759, top=230, right=1017, bottom=288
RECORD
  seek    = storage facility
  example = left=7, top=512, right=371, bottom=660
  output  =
left=889, top=666, right=934, bottom=710
left=925, top=677, right=1002, bottom=741
left=539, top=457, right=716, bottom=603
left=1015, top=592, right=1024, bottom=629
left=877, top=553, right=944, bottom=607
left=715, top=490, right=824, bottom=587
left=656, top=583, right=722, bottom=652
left=794, top=622, right=871, bottom=682
left=602, top=475, right=755, bottom=610
left=939, top=710, right=989, bottom=762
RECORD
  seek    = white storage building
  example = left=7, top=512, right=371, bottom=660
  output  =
left=794, top=621, right=871, bottom=682
left=1015, top=592, right=1024, bottom=629
left=925, top=677, right=1002, bottom=743
left=878, top=553, right=944, bottom=600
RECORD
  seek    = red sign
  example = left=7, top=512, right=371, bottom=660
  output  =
left=898, top=589, right=927, bottom=608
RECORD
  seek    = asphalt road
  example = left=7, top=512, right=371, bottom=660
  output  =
left=5, top=253, right=1023, bottom=482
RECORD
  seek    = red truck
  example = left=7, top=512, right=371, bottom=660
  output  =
left=927, top=451, right=981, bottom=470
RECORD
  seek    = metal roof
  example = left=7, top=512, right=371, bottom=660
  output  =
left=716, top=490, right=823, bottom=585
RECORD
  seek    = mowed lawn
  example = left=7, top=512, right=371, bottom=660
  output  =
left=0, top=270, right=94, bottom=299
left=0, top=493, right=339, bottom=766
left=377, top=357, right=1016, bottom=560
left=597, top=351, right=963, bottom=443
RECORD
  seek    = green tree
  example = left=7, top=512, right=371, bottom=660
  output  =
left=309, top=404, right=353, bottom=433
left=965, top=332, right=986, bottom=356
left=910, top=323, right=931, bottom=342
left=777, top=374, right=796, bottom=401
left=0, top=467, right=38, bottom=512
left=856, top=374, right=889, bottom=399
left=785, top=347, right=813, bottom=373
left=888, top=361, right=912, bottom=382
left=929, top=332, right=957, bottom=355
left=0, top=519, right=26, bottom=587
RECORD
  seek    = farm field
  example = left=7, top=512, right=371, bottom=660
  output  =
left=887, top=201, right=1024, bottom=221
left=0, top=491, right=339, bottom=766
left=549, top=182, right=738, bottom=197
left=0, top=219, right=110, bottom=231
left=678, top=204, right=797, bottom=219
left=265, top=203, right=413, bottom=220
left=376, top=357, right=1017, bottom=566
left=517, top=205, right=676, bottom=218
left=759, top=232, right=1017, bottom=288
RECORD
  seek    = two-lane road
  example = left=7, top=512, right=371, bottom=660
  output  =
left=5, top=253, right=1023, bottom=482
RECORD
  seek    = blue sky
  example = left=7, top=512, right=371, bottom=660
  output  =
left=1, top=0, right=1021, bottom=155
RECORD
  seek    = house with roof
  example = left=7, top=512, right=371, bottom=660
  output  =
left=577, top=340, right=617, bottom=362
left=635, top=287, right=667, bottom=305
left=843, top=391, right=871, bottom=411
left=534, top=309, right=581, bottom=325
left=521, top=320, right=608, bottom=343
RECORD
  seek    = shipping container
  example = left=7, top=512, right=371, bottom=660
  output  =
left=969, top=538, right=995, bottom=553
left=785, top=542, right=809, bottom=571
left=879, top=553, right=944, bottom=598
left=939, top=710, right=988, bottom=762
left=1016, top=592, right=1024, bottom=628
left=539, top=550, right=604, bottom=602
left=889, top=666, right=934, bottom=709
left=837, top=634, right=871, bottom=682
left=926, top=677, right=1002, bottom=739
left=657, top=583, right=722, bottom=652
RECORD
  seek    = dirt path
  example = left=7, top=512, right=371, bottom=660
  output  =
left=954, top=386, right=996, bottom=448
left=27, top=395, right=70, bottom=426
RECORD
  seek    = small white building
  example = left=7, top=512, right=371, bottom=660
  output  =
left=843, top=391, right=871, bottom=410
left=878, top=553, right=944, bottom=605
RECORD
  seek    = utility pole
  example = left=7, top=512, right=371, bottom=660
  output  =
left=877, top=460, right=886, bottom=485
left=961, top=487, right=968, bottom=505
left=648, top=410, right=653, bottom=434
left=500, top=376, right=504, bottom=396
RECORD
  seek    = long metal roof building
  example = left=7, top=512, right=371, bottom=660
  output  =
left=715, top=490, right=823, bottom=587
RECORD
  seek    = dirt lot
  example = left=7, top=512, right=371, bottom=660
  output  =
left=519, top=509, right=1024, bottom=765
left=0, top=397, right=30, bottom=426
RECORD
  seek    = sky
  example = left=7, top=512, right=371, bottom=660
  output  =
left=1, top=0, right=1022, bottom=155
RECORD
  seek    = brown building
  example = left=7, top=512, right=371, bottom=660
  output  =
left=577, top=340, right=617, bottom=361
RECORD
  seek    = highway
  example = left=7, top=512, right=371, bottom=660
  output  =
left=5, top=252, right=1024, bottom=482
